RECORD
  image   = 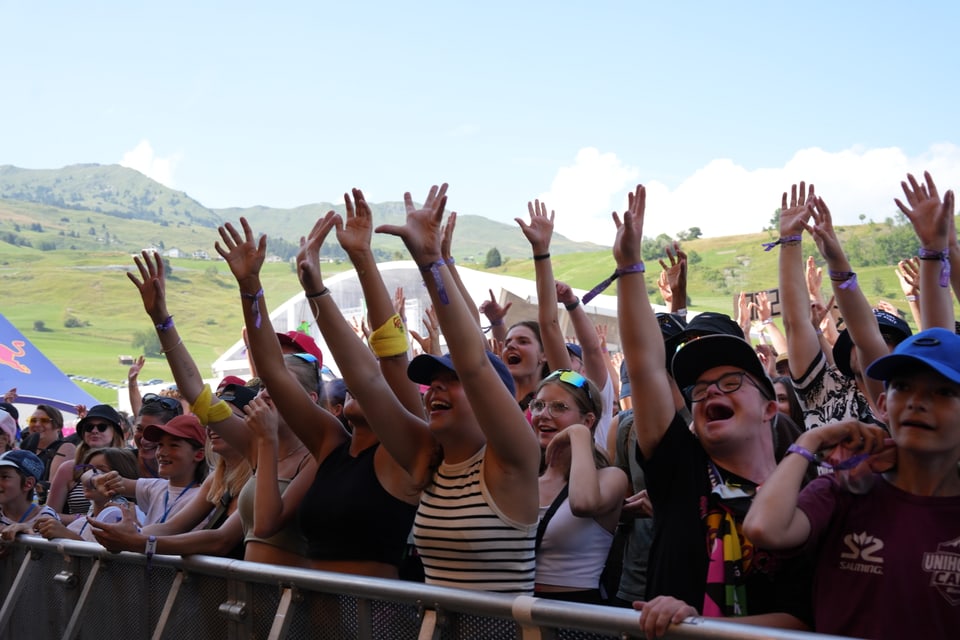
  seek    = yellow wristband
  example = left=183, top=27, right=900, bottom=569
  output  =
left=208, top=399, right=232, bottom=423
left=190, top=384, right=213, bottom=425
left=369, top=313, right=409, bottom=358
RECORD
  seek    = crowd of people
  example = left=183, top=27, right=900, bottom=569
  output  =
left=0, top=174, right=958, bottom=639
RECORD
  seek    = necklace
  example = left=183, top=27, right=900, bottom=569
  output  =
left=277, top=443, right=306, bottom=463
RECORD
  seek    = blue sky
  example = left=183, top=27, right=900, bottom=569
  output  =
left=2, top=1, right=958, bottom=244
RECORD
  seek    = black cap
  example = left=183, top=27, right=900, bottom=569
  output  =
left=672, top=334, right=775, bottom=401
left=832, top=309, right=913, bottom=378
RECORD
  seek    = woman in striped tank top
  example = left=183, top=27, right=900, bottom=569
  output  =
left=298, top=184, right=542, bottom=595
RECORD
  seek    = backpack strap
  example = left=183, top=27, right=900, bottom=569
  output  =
left=535, top=484, right=569, bottom=552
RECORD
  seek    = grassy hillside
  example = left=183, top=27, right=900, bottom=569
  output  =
left=0, top=164, right=951, bottom=405
left=1, top=216, right=937, bottom=406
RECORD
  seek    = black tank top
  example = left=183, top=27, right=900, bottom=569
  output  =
left=298, top=441, right=416, bottom=565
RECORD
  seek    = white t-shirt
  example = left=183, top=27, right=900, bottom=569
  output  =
left=136, top=478, right=202, bottom=526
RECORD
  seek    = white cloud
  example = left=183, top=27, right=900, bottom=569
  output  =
left=537, top=147, right=640, bottom=245
left=545, top=144, right=960, bottom=245
left=119, top=140, right=182, bottom=188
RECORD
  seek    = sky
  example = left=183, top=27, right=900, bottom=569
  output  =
left=2, top=1, right=959, bottom=245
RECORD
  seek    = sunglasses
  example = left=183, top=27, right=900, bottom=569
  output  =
left=72, top=463, right=101, bottom=483
left=292, top=352, right=319, bottom=366
left=28, top=416, right=52, bottom=425
left=142, top=393, right=184, bottom=415
left=543, top=369, right=598, bottom=413
left=81, top=422, right=114, bottom=435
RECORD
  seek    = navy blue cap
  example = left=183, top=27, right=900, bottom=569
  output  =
left=408, top=351, right=516, bottom=397
left=833, top=309, right=912, bottom=378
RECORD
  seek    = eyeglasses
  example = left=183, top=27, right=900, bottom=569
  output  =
left=685, top=371, right=764, bottom=403
left=142, top=393, right=184, bottom=414
left=529, top=399, right=577, bottom=418
left=81, top=422, right=113, bottom=435
left=28, top=416, right=52, bottom=425
left=543, top=369, right=598, bottom=412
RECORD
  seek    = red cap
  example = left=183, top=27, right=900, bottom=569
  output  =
left=216, top=375, right=247, bottom=394
left=276, top=331, right=323, bottom=365
left=143, top=414, right=206, bottom=446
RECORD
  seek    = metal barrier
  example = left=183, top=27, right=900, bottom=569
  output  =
left=0, top=536, right=850, bottom=640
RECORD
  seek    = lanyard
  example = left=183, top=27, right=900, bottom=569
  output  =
left=160, top=482, right=194, bottom=523
left=17, top=504, right=36, bottom=524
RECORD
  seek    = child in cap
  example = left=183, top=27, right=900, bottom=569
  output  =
left=0, top=450, right=61, bottom=541
left=98, top=415, right=208, bottom=527
left=745, top=328, right=960, bottom=638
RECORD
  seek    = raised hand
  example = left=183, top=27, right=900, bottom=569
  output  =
left=127, top=356, right=146, bottom=383
left=895, top=171, right=955, bottom=249
left=658, top=241, right=687, bottom=296
left=657, top=269, right=673, bottom=306
left=375, top=183, right=448, bottom=265
left=127, top=250, right=170, bottom=321
left=244, top=394, right=279, bottom=442
left=337, top=189, right=373, bottom=257
left=805, top=256, right=823, bottom=300
left=555, top=281, right=578, bottom=307
left=215, top=217, right=267, bottom=286
left=441, top=211, right=458, bottom=262
left=296, top=210, right=340, bottom=297
left=516, top=199, right=555, bottom=255
left=479, top=288, right=512, bottom=325
left=756, top=290, right=773, bottom=323
left=807, top=195, right=846, bottom=263
left=349, top=316, right=370, bottom=341
left=387, top=287, right=404, bottom=327
left=613, top=184, right=646, bottom=269
left=896, top=257, right=920, bottom=299
left=778, top=182, right=814, bottom=237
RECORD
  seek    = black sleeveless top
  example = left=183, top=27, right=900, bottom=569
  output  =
left=298, top=441, right=416, bottom=565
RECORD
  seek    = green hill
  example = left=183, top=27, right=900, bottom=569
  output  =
left=0, top=164, right=947, bottom=405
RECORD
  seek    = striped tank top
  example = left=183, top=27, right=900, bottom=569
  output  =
left=413, top=446, right=537, bottom=594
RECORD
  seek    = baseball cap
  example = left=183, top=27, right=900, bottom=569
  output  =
left=217, top=384, right=257, bottom=412
left=216, top=375, right=247, bottom=394
left=664, top=311, right=743, bottom=360
left=672, top=334, right=775, bottom=401
left=832, top=309, right=913, bottom=378
left=408, top=351, right=516, bottom=397
left=565, top=343, right=583, bottom=361
left=143, top=414, right=206, bottom=446
left=277, top=331, right=323, bottom=365
left=77, top=404, right=123, bottom=432
left=0, top=449, right=44, bottom=481
left=866, top=327, right=960, bottom=385
left=0, top=408, right=16, bottom=443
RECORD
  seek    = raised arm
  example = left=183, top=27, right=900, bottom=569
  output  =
left=215, top=218, right=347, bottom=462
left=126, top=356, right=145, bottom=418
left=377, top=184, right=539, bottom=487
left=337, top=189, right=424, bottom=417
left=298, top=210, right=437, bottom=485
left=127, top=252, right=250, bottom=455
left=776, top=183, right=822, bottom=379
left=479, top=289, right=511, bottom=343
left=896, top=257, right=923, bottom=329
left=556, top=281, right=608, bottom=391
left=744, top=420, right=887, bottom=549
left=658, top=242, right=688, bottom=314
left=615, top=185, right=676, bottom=458
left=895, top=171, right=956, bottom=330
left=441, top=211, right=482, bottom=328
left=808, top=195, right=886, bottom=404
left=516, top=200, right=571, bottom=372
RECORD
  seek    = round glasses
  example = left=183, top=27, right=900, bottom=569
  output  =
left=685, top=371, right=764, bottom=403
left=529, top=399, right=577, bottom=418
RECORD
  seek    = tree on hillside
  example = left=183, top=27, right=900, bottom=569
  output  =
left=676, top=226, right=702, bottom=241
left=132, top=330, right=162, bottom=357
left=485, top=247, right=502, bottom=268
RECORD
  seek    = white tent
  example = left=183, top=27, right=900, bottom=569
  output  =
left=210, top=261, right=658, bottom=380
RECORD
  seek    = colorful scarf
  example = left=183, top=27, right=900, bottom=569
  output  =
left=702, top=462, right=756, bottom=617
